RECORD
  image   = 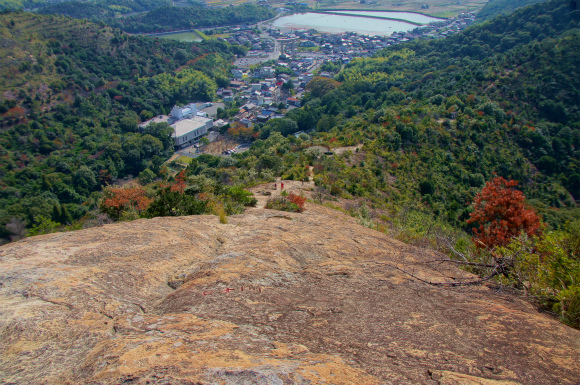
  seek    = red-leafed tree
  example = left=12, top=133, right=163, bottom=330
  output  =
left=467, top=177, right=542, bottom=248
left=171, top=170, right=187, bottom=194
left=100, top=185, right=152, bottom=219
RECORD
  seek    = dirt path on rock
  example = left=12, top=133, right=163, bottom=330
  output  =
left=248, top=167, right=315, bottom=209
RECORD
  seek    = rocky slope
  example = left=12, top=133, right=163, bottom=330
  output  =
left=0, top=202, right=579, bottom=384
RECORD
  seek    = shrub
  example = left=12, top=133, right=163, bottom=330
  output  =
left=265, top=193, right=306, bottom=213
left=143, top=187, right=208, bottom=218
left=557, top=287, right=580, bottom=329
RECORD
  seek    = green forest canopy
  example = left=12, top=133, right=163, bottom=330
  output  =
left=0, top=12, right=238, bottom=242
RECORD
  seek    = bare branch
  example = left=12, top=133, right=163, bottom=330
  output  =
left=422, top=258, right=497, bottom=268
left=394, top=265, right=500, bottom=287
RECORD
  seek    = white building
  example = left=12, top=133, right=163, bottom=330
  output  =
left=170, top=103, right=198, bottom=121
left=172, top=116, right=213, bottom=149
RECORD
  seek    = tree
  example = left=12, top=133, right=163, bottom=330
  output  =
left=143, top=186, right=208, bottom=218
left=305, top=77, right=340, bottom=98
left=120, top=112, right=139, bottom=133
left=52, top=204, right=73, bottom=225
left=100, top=185, right=152, bottom=220
left=138, top=168, right=156, bottom=185
left=171, top=170, right=187, bottom=194
left=73, top=166, right=97, bottom=194
left=143, top=122, right=174, bottom=151
left=199, top=137, right=210, bottom=146
left=467, top=177, right=542, bottom=249
left=27, top=215, right=61, bottom=236
left=419, top=180, right=435, bottom=196
left=174, top=49, right=188, bottom=63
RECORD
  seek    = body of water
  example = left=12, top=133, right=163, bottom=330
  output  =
left=272, top=12, right=424, bottom=36
left=156, top=31, right=202, bottom=42
left=330, top=11, right=442, bottom=24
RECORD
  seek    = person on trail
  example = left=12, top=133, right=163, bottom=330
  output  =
left=281, top=182, right=284, bottom=190
left=274, top=183, right=277, bottom=190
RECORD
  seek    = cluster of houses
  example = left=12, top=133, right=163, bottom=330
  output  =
left=259, top=12, right=476, bottom=58
left=233, top=103, right=286, bottom=129
left=138, top=6, right=480, bottom=152
left=228, top=54, right=316, bottom=103
left=266, top=28, right=391, bottom=58
left=219, top=68, right=311, bottom=128
left=411, top=12, right=477, bottom=39
left=225, top=31, right=275, bottom=53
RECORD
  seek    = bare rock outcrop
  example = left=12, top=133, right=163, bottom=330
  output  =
left=1, top=204, right=579, bottom=384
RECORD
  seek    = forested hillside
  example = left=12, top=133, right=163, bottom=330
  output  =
left=253, top=0, right=580, bottom=228
left=110, top=4, right=278, bottom=33
left=36, top=0, right=170, bottom=20
left=36, top=2, right=277, bottom=33
left=0, top=12, right=237, bottom=242
left=137, top=0, right=579, bottom=233
left=0, top=0, right=42, bottom=11
left=476, top=0, right=548, bottom=22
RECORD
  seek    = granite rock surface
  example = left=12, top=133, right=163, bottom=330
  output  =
left=1, top=203, right=579, bottom=384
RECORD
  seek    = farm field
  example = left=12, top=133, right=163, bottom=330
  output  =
left=315, top=0, right=489, bottom=18
left=202, top=0, right=489, bottom=18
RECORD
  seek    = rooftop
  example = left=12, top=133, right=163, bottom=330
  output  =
left=171, top=116, right=212, bottom=138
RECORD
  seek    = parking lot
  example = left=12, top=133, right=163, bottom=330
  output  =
left=198, top=102, right=225, bottom=118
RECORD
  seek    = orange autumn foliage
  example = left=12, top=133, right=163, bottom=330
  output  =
left=288, top=193, right=306, bottom=212
left=467, top=177, right=542, bottom=249
left=3, top=106, right=25, bottom=118
left=158, top=170, right=187, bottom=194
left=100, top=185, right=152, bottom=219
left=227, top=122, right=253, bottom=139
left=171, top=170, right=187, bottom=194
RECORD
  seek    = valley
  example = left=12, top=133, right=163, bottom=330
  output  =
left=0, top=1, right=579, bottom=382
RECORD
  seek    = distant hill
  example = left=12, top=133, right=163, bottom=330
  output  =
left=36, top=1, right=278, bottom=33
left=109, top=3, right=278, bottom=33
left=476, top=0, right=549, bottom=21
left=36, top=0, right=171, bottom=20
left=0, top=0, right=43, bottom=11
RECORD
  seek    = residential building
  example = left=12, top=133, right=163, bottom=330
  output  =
left=287, top=97, right=301, bottom=107
left=260, top=66, right=275, bottom=77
